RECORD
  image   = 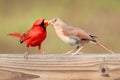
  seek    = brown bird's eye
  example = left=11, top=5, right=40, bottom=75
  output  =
left=54, top=18, right=57, bottom=22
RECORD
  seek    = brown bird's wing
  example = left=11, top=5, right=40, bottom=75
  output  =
left=63, top=26, right=93, bottom=40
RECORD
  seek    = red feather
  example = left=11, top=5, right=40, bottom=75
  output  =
left=8, top=33, right=22, bottom=38
left=8, top=19, right=48, bottom=51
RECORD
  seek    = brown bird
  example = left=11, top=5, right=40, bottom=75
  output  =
left=49, top=18, right=114, bottom=55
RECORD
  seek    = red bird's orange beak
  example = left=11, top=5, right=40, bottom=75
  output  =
left=44, top=20, right=49, bottom=27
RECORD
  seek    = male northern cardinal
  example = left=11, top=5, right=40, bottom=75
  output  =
left=49, top=18, right=114, bottom=55
left=8, top=19, right=49, bottom=58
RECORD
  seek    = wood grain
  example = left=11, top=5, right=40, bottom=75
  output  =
left=0, top=53, right=120, bottom=80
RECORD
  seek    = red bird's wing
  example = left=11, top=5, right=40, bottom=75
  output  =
left=20, top=27, right=46, bottom=46
left=28, top=27, right=46, bottom=45
left=20, top=30, right=32, bottom=43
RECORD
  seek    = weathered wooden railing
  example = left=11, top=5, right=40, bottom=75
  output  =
left=0, top=53, right=120, bottom=80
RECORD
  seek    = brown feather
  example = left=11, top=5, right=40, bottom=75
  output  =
left=96, top=41, right=114, bottom=53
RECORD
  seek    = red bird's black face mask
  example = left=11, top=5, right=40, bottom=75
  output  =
left=40, top=20, right=46, bottom=31
left=33, top=19, right=48, bottom=31
left=40, top=20, right=45, bottom=26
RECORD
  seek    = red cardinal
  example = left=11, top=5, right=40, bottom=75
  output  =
left=49, top=18, right=114, bottom=55
left=8, top=19, right=49, bottom=58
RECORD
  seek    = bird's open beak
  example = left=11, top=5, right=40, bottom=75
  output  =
left=44, top=20, right=49, bottom=26
left=48, top=20, right=53, bottom=25
left=48, top=18, right=57, bottom=25
left=48, top=18, right=56, bottom=25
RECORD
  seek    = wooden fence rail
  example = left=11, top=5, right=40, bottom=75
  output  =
left=0, top=53, right=120, bottom=80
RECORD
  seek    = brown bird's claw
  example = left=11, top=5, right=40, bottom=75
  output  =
left=64, top=50, right=74, bottom=55
left=71, top=46, right=84, bottom=55
left=71, top=52, right=83, bottom=55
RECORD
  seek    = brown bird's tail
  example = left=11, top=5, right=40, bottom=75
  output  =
left=8, top=33, right=22, bottom=38
left=96, top=41, right=114, bottom=54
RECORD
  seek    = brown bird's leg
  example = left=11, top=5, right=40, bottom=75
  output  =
left=64, top=49, right=74, bottom=55
left=71, top=45, right=84, bottom=55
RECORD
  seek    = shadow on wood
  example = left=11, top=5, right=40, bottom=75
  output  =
left=0, top=69, right=40, bottom=80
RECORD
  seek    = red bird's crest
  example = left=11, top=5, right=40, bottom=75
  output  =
left=33, top=19, right=48, bottom=27
left=33, top=19, right=44, bottom=26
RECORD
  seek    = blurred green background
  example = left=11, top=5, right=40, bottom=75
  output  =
left=0, top=0, right=119, bottom=54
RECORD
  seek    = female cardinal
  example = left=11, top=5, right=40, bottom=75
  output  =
left=48, top=18, right=114, bottom=55
left=8, top=19, right=49, bottom=59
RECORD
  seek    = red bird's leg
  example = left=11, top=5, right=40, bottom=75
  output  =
left=38, top=45, right=41, bottom=51
left=38, top=45, right=45, bottom=55
left=24, top=46, right=29, bottom=59
left=42, top=51, right=45, bottom=55
left=24, top=51, right=28, bottom=59
left=71, top=45, right=84, bottom=55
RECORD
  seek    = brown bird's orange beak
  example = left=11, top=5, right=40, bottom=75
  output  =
left=48, top=18, right=57, bottom=25
left=48, top=20, right=52, bottom=24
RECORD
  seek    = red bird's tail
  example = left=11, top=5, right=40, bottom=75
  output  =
left=96, top=41, right=114, bottom=54
left=8, top=33, right=22, bottom=38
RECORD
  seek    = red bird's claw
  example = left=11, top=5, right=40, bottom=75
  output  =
left=24, top=55, right=28, bottom=60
